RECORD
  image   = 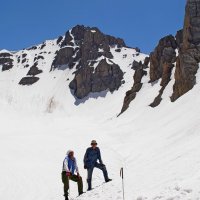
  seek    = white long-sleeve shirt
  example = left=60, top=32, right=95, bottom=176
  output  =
left=62, top=156, right=79, bottom=174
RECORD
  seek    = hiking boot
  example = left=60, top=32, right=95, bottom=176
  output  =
left=105, top=178, right=112, bottom=183
left=79, top=192, right=85, bottom=196
left=64, top=195, right=69, bottom=200
left=87, top=179, right=92, bottom=191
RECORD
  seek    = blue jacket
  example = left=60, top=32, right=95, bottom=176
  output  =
left=62, top=156, right=79, bottom=175
left=84, top=147, right=103, bottom=168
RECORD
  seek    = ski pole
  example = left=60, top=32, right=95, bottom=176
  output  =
left=120, top=167, right=125, bottom=200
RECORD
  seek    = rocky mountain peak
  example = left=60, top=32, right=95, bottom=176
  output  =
left=52, top=25, right=126, bottom=70
left=52, top=25, right=130, bottom=99
left=183, top=0, right=200, bottom=49
left=61, top=25, right=126, bottom=48
left=171, top=0, right=200, bottom=101
left=1, top=1, right=200, bottom=115
left=119, top=0, right=200, bottom=114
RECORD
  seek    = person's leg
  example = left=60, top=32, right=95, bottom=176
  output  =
left=95, top=163, right=109, bottom=181
left=70, top=175, right=83, bottom=195
left=61, top=172, right=69, bottom=198
left=87, top=167, right=94, bottom=190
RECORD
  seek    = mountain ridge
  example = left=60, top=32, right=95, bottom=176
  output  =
left=0, top=0, right=200, bottom=116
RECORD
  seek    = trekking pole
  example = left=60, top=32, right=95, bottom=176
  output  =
left=120, top=167, right=125, bottom=200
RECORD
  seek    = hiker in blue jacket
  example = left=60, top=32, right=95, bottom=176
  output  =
left=62, top=150, right=83, bottom=200
left=84, top=140, right=112, bottom=190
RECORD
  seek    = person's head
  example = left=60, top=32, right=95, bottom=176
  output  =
left=67, top=150, right=74, bottom=158
left=91, top=140, right=97, bottom=149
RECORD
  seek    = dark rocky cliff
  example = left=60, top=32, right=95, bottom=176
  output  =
left=52, top=25, right=127, bottom=99
left=171, top=0, right=200, bottom=101
left=0, top=52, right=13, bottom=71
left=1, top=0, right=199, bottom=115
left=120, top=0, right=200, bottom=114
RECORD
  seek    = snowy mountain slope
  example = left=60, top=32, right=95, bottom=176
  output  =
left=0, top=24, right=194, bottom=118
left=0, top=35, right=147, bottom=118
left=0, top=36, right=200, bottom=200
left=0, top=67, right=200, bottom=200
left=1, top=0, right=200, bottom=199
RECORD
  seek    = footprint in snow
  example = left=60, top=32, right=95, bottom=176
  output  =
left=183, top=188, right=192, bottom=193
left=137, top=196, right=147, bottom=200
left=166, top=196, right=181, bottom=200
left=153, top=196, right=164, bottom=200
left=174, top=186, right=181, bottom=191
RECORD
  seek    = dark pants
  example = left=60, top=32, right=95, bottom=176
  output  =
left=61, top=171, right=83, bottom=197
left=87, top=163, right=109, bottom=189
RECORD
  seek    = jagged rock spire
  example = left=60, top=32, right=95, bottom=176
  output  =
left=171, top=0, right=200, bottom=101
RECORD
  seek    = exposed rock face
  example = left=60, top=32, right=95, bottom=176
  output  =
left=52, top=25, right=126, bottom=71
left=34, top=55, right=44, bottom=62
left=27, top=62, right=43, bottom=76
left=1, top=1, right=200, bottom=114
left=149, top=35, right=177, bottom=83
left=149, top=35, right=177, bottom=107
left=57, top=36, right=63, bottom=45
left=69, top=59, right=124, bottom=99
left=19, top=61, right=43, bottom=86
left=120, top=32, right=181, bottom=113
left=119, top=59, right=148, bottom=115
left=118, top=0, right=200, bottom=114
left=52, top=25, right=127, bottom=99
left=0, top=53, right=14, bottom=71
left=175, top=29, right=183, bottom=47
left=139, top=0, right=200, bottom=106
left=171, top=0, right=200, bottom=101
left=19, top=77, right=40, bottom=85
left=52, top=47, right=75, bottom=69
left=120, top=33, right=179, bottom=113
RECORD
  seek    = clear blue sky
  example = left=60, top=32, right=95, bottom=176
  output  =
left=0, top=0, right=186, bottom=53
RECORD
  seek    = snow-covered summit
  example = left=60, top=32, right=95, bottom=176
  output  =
left=0, top=25, right=147, bottom=116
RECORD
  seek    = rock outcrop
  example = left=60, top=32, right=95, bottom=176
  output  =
left=149, top=35, right=177, bottom=107
left=19, top=61, right=42, bottom=86
left=0, top=52, right=13, bottom=71
left=171, top=0, right=200, bottom=101
left=69, top=59, right=124, bottom=99
left=3, top=0, right=200, bottom=113
left=19, top=77, right=40, bottom=85
left=120, top=33, right=178, bottom=114
left=141, top=0, right=200, bottom=106
left=119, top=58, right=149, bottom=115
left=27, top=62, right=43, bottom=76
left=52, top=25, right=125, bottom=70
left=52, top=47, right=75, bottom=69
left=52, top=25, right=127, bottom=99
left=149, top=35, right=177, bottom=83
left=119, top=0, right=200, bottom=114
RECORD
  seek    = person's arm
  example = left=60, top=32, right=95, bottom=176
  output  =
left=83, top=149, right=89, bottom=165
left=63, top=157, right=70, bottom=172
left=74, top=158, right=79, bottom=173
left=98, top=148, right=103, bottom=164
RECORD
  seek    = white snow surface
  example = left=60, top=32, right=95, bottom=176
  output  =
left=0, top=38, right=200, bottom=200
